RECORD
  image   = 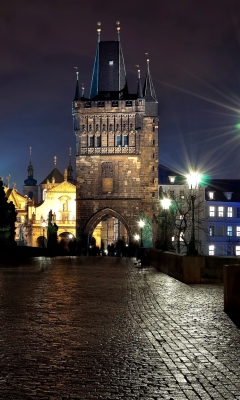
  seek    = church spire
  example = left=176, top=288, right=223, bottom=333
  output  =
left=74, top=67, right=81, bottom=101
left=28, top=146, right=34, bottom=178
left=67, top=147, right=74, bottom=183
left=143, top=56, right=157, bottom=102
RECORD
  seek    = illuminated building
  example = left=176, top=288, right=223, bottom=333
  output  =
left=73, top=22, right=159, bottom=251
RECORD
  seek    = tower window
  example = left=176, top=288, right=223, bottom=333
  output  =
left=89, top=136, right=94, bottom=147
left=96, top=136, right=101, bottom=147
left=124, top=136, right=128, bottom=147
left=117, top=136, right=121, bottom=147
left=109, top=60, right=114, bottom=65
left=152, top=126, right=155, bottom=132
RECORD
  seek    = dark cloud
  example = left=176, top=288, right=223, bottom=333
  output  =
left=1, top=0, right=240, bottom=189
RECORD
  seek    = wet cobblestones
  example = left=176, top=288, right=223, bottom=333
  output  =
left=0, top=256, right=239, bottom=399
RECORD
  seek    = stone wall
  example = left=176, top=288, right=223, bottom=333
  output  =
left=146, top=249, right=240, bottom=283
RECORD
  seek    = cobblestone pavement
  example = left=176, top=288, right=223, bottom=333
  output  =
left=0, top=256, right=239, bottom=399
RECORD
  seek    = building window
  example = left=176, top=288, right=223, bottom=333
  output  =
left=152, top=166, right=155, bottom=172
left=152, top=126, right=155, bottom=132
left=218, top=206, right=224, bottom=217
left=209, top=245, right=215, bottom=255
left=236, top=246, right=240, bottom=256
left=117, top=136, right=121, bottom=147
left=218, top=246, right=224, bottom=256
left=96, top=136, right=101, bottom=147
left=227, top=226, right=232, bottom=236
left=237, top=208, right=240, bottom=218
left=170, top=190, right=174, bottom=199
left=152, top=192, right=155, bottom=198
left=227, top=207, right=233, bottom=217
left=237, top=226, right=240, bottom=237
left=109, top=60, right=114, bottom=65
left=152, top=153, right=155, bottom=158
left=89, top=136, right=94, bottom=147
left=209, top=206, right=215, bottom=217
left=208, top=191, right=214, bottom=200
left=123, top=136, right=128, bottom=147
left=152, top=139, right=155, bottom=145
left=209, top=226, right=215, bottom=236
left=219, top=226, right=224, bottom=236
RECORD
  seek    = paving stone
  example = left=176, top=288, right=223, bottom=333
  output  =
left=0, top=256, right=239, bottom=399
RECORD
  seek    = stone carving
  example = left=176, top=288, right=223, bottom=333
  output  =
left=101, top=162, right=113, bottom=178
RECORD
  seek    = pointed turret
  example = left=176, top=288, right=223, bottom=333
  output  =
left=90, top=21, right=128, bottom=100
left=74, top=67, right=81, bottom=101
left=137, top=68, right=143, bottom=98
left=143, top=57, right=158, bottom=116
left=143, top=58, right=157, bottom=102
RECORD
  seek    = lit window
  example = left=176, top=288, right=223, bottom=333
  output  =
left=109, top=60, right=114, bottom=65
left=168, top=176, right=176, bottom=183
left=117, top=136, right=121, bottom=147
left=237, top=226, right=240, bottom=237
left=227, top=226, right=232, bottom=236
left=227, top=207, right=233, bottom=217
left=209, top=245, right=215, bottom=255
left=209, top=226, right=215, bottom=236
left=209, top=206, right=215, bottom=217
left=236, top=246, right=240, bottom=256
left=123, top=136, right=128, bottom=147
left=208, top=191, right=214, bottom=200
left=218, top=206, right=224, bottom=217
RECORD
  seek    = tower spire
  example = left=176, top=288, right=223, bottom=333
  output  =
left=136, top=65, right=143, bottom=98
left=97, top=22, right=101, bottom=42
left=74, top=67, right=81, bottom=101
left=143, top=54, right=157, bottom=102
left=116, top=21, right=121, bottom=41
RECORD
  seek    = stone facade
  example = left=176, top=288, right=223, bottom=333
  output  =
left=73, top=33, right=159, bottom=249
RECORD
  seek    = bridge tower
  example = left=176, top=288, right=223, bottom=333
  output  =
left=72, top=22, right=159, bottom=251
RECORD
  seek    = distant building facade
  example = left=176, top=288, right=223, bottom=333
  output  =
left=205, top=179, right=240, bottom=256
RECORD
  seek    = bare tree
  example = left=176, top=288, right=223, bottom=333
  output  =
left=159, top=186, right=208, bottom=255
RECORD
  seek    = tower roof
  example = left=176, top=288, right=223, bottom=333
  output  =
left=40, top=168, right=64, bottom=185
left=90, top=40, right=128, bottom=100
left=143, top=59, right=157, bottom=102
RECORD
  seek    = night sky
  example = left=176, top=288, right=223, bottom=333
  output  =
left=1, top=0, right=240, bottom=190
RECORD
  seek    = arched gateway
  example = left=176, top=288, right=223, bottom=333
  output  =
left=73, top=23, right=159, bottom=252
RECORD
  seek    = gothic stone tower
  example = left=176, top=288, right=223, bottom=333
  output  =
left=73, top=23, right=159, bottom=249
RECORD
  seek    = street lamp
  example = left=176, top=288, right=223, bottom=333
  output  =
left=134, top=234, right=140, bottom=242
left=138, top=220, right=145, bottom=247
left=41, top=220, right=46, bottom=248
left=186, top=169, right=201, bottom=255
left=160, top=198, right=171, bottom=250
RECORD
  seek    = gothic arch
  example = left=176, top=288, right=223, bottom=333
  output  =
left=84, top=207, right=131, bottom=237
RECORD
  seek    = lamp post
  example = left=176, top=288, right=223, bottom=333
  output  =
left=160, top=198, right=171, bottom=250
left=138, top=220, right=145, bottom=247
left=41, top=220, right=46, bottom=248
left=186, top=169, right=201, bottom=255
